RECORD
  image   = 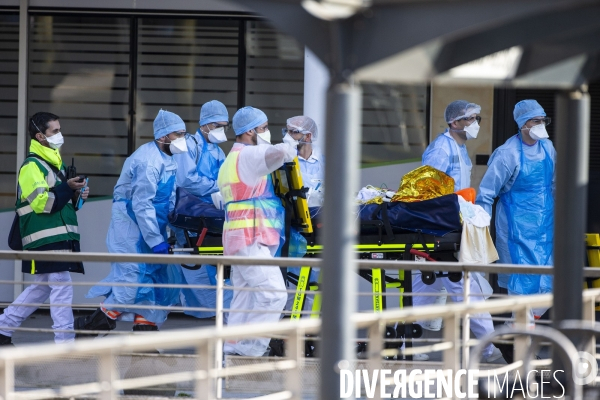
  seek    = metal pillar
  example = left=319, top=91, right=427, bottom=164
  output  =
left=14, top=0, right=29, bottom=299
left=553, top=88, right=590, bottom=328
left=320, top=82, right=362, bottom=400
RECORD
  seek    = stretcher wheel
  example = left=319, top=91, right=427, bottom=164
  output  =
left=422, top=272, right=436, bottom=285
left=411, top=323, right=423, bottom=338
left=448, top=272, right=462, bottom=283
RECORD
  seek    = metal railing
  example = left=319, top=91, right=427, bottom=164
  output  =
left=0, top=250, right=599, bottom=399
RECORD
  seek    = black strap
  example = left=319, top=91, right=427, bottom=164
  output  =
left=371, top=203, right=395, bottom=240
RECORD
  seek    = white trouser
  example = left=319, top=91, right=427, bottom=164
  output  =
left=223, top=242, right=287, bottom=356
left=412, top=272, right=495, bottom=357
left=0, top=271, right=74, bottom=343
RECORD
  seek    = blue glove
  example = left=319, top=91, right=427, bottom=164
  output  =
left=152, top=242, right=170, bottom=254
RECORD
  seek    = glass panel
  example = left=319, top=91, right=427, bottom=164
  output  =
left=28, top=15, right=131, bottom=197
left=0, top=13, right=19, bottom=210
left=245, top=20, right=304, bottom=142
left=136, top=18, right=240, bottom=152
left=361, top=83, right=428, bottom=166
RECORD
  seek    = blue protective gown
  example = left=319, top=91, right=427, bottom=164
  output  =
left=422, top=130, right=472, bottom=191
left=476, top=134, right=555, bottom=293
left=87, top=141, right=183, bottom=324
left=172, top=130, right=232, bottom=318
left=174, top=131, right=225, bottom=203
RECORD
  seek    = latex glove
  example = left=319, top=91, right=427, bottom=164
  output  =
left=152, top=242, right=170, bottom=254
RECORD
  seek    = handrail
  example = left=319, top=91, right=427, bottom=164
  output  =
left=2, top=250, right=600, bottom=276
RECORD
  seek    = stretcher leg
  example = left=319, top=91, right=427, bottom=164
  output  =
left=290, top=266, right=312, bottom=320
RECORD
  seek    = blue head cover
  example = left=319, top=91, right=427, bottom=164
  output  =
left=513, top=99, right=546, bottom=129
left=153, top=109, right=186, bottom=139
left=233, top=106, right=268, bottom=136
left=200, top=100, right=229, bottom=126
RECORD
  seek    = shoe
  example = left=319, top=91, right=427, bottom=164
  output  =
left=412, top=353, right=430, bottom=361
left=482, top=347, right=504, bottom=363
left=268, top=339, right=285, bottom=357
left=0, top=333, right=13, bottom=346
left=74, top=309, right=116, bottom=338
left=495, top=343, right=513, bottom=364
left=132, top=324, right=158, bottom=332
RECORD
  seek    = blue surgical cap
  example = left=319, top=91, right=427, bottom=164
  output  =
left=200, top=100, right=229, bottom=126
left=514, top=99, right=546, bottom=129
left=233, top=106, right=268, bottom=136
left=444, top=100, right=481, bottom=124
left=153, top=109, right=186, bottom=139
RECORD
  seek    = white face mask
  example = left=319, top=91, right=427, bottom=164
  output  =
left=207, top=126, right=227, bottom=144
left=527, top=124, right=549, bottom=141
left=256, top=129, right=271, bottom=144
left=44, top=132, right=64, bottom=150
left=169, top=136, right=188, bottom=154
left=464, top=120, right=480, bottom=140
left=282, top=133, right=299, bottom=149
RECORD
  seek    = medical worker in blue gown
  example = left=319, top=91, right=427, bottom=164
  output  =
left=422, top=100, right=481, bottom=191
left=281, top=116, right=324, bottom=314
left=76, top=109, right=186, bottom=334
left=477, top=99, right=555, bottom=321
left=172, top=100, right=233, bottom=320
left=415, top=100, right=501, bottom=362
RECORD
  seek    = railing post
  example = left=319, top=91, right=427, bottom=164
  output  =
left=197, top=340, right=215, bottom=400
left=286, top=328, right=303, bottom=400
left=443, top=313, right=459, bottom=400
left=0, top=359, right=14, bottom=400
left=98, top=351, right=117, bottom=400
left=462, top=271, right=471, bottom=370
left=583, top=294, right=596, bottom=358
left=368, top=320, right=384, bottom=400
left=215, top=263, right=224, bottom=398
left=514, top=305, right=531, bottom=374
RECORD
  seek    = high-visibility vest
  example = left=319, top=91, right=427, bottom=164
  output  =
left=218, top=146, right=284, bottom=255
left=16, top=156, right=79, bottom=249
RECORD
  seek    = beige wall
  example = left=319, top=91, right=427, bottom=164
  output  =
left=429, top=84, right=495, bottom=194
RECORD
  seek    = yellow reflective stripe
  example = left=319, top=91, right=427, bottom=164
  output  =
left=17, top=205, right=33, bottom=216
left=372, top=268, right=383, bottom=313
left=226, top=202, right=255, bottom=211
left=31, top=259, right=35, bottom=274
left=224, top=219, right=280, bottom=230
left=21, top=225, right=78, bottom=246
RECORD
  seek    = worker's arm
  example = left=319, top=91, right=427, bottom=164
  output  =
left=130, top=160, right=164, bottom=249
left=18, top=162, right=74, bottom=214
left=237, top=143, right=297, bottom=185
left=422, top=147, right=450, bottom=175
left=475, top=150, right=515, bottom=216
left=173, top=135, right=219, bottom=197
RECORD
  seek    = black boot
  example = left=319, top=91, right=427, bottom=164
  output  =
left=74, top=308, right=116, bottom=338
left=0, top=333, right=13, bottom=346
left=132, top=324, right=158, bottom=332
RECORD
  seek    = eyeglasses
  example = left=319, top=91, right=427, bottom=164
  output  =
left=208, top=122, right=231, bottom=132
left=460, top=116, right=482, bottom=124
left=529, top=117, right=551, bottom=127
left=171, top=131, right=186, bottom=138
left=254, top=125, right=269, bottom=133
left=282, top=128, right=305, bottom=136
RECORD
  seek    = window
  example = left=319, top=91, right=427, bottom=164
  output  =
left=0, top=14, right=19, bottom=210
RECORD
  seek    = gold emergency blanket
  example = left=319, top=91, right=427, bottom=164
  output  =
left=391, top=165, right=455, bottom=202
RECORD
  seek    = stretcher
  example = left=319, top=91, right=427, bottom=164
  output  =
left=169, top=159, right=463, bottom=359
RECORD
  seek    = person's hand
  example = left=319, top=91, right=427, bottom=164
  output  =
left=67, top=177, right=86, bottom=190
left=282, top=143, right=297, bottom=162
left=80, top=187, right=90, bottom=200
left=152, top=242, right=170, bottom=254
